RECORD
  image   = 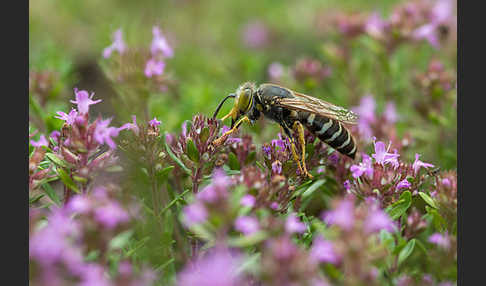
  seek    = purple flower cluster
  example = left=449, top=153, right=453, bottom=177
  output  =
left=351, top=95, right=402, bottom=145
left=31, top=88, right=131, bottom=197
left=242, top=20, right=269, bottom=49
left=102, top=28, right=126, bottom=59
left=182, top=168, right=233, bottom=227
left=347, top=139, right=435, bottom=205
left=323, top=195, right=396, bottom=234
left=177, top=247, right=244, bottom=286
left=29, top=189, right=153, bottom=286
left=292, top=57, right=332, bottom=85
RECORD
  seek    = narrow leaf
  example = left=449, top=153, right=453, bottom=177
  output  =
left=398, top=239, right=416, bottom=266
left=164, top=135, right=192, bottom=175
left=45, top=153, right=73, bottom=169
left=186, top=137, right=200, bottom=163
left=386, top=191, right=412, bottom=220
left=418, top=192, right=437, bottom=209
left=57, top=168, right=80, bottom=193
left=41, top=183, right=61, bottom=205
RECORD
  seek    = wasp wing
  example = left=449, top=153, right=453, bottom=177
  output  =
left=277, top=92, right=359, bottom=125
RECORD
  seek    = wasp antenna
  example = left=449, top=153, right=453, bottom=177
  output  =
left=212, top=94, right=236, bottom=119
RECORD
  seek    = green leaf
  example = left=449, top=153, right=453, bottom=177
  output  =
left=228, top=152, right=240, bottom=170
left=236, top=253, right=261, bottom=275
left=200, top=127, right=210, bottom=143
left=84, top=250, right=100, bottom=262
left=380, top=229, right=396, bottom=252
left=109, top=230, right=134, bottom=250
left=157, top=165, right=175, bottom=184
left=41, top=183, right=61, bottom=205
left=398, top=239, right=416, bottom=266
left=158, top=189, right=191, bottom=217
left=105, top=165, right=123, bottom=172
left=57, top=168, right=80, bottom=193
left=72, top=175, right=88, bottom=183
left=244, top=151, right=257, bottom=165
left=186, top=137, right=200, bottom=163
left=418, top=192, right=437, bottom=209
left=386, top=191, right=412, bottom=220
left=190, top=224, right=214, bottom=242
left=154, top=258, right=175, bottom=273
left=164, top=135, right=192, bottom=175
left=426, top=206, right=447, bottom=231
left=227, top=231, right=268, bottom=247
left=45, top=153, right=72, bottom=169
left=29, top=194, right=45, bottom=204
left=302, top=179, right=325, bottom=198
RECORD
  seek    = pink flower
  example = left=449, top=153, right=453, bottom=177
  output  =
left=365, top=12, right=387, bottom=39
left=242, top=20, right=268, bottom=49
left=197, top=169, right=232, bottom=203
left=144, top=58, right=165, bottom=78
left=412, top=153, right=435, bottom=175
left=384, top=101, right=398, bottom=124
left=94, top=118, right=121, bottom=149
left=29, top=209, right=82, bottom=267
left=413, top=24, right=440, bottom=48
left=94, top=201, right=130, bottom=229
left=271, top=160, right=282, bottom=175
left=55, top=109, right=78, bottom=125
left=428, top=232, right=450, bottom=249
left=412, top=0, right=453, bottom=49
left=119, top=115, right=139, bottom=135
left=363, top=206, right=396, bottom=233
left=268, top=62, right=284, bottom=80
left=353, top=95, right=376, bottom=124
left=310, top=236, right=340, bottom=264
left=350, top=154, right=374, bottom=179
left=396, top=179, right=411, bottom=191
left=71, top=88, right=102, bottom=115
left=66, top=195, right=91, bottom=214
left=50, top=131, right=61, bottom=144
left=285, top=213, right=307, bottom=234
left=352, top=95, right=376, bottom=141
left=182, top=203, right=208, bottom=227
left=240, top=194, right=256, bottom=207
left=177, top=248, right=243, bottom=286
left=234, top=216, right=260, bottom=235
left=150, top=26, right=174, bottom=58
left=103, top=28, right=126, bottom=59
left=148, top=117, right=161, bottom=127
left=270, top=202, right=279, bottom=210
left=30, top=135, right=48, bottom=148
left=322, top=197, right=355, bottom=231
left=343, top=180, right=351, bottom=191
left=79, top=264, right=113, bottom=286
left=372, top=140, right=400, bottom=168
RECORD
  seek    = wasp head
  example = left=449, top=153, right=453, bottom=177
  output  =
left=214, top=82, right=256, bottom=128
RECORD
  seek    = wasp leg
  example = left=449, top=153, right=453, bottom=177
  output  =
left=280, top=123, right=305, bottom=177
left=212, top=116, right=250, bottom=146
left=292, top=121, right=313, bottom=179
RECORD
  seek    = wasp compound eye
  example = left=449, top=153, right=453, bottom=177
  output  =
left=237, top=89, right=252, bottom=113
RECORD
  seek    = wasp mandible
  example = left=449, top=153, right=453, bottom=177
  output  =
left=211, top=82, right=359, bottom=179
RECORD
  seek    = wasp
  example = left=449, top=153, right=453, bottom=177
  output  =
left=211, top=82, right=359, bottom=178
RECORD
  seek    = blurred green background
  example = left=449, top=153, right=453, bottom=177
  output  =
left=29, top=0, right=456, bottom=169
